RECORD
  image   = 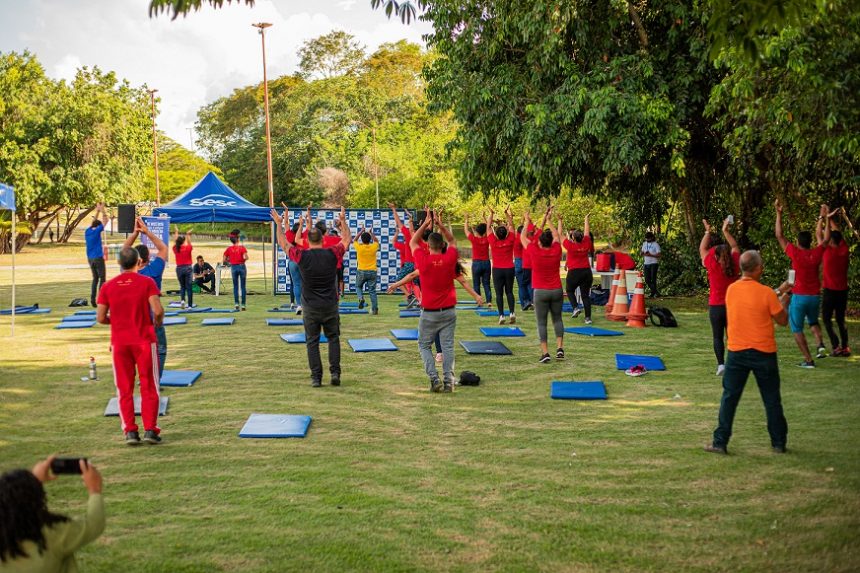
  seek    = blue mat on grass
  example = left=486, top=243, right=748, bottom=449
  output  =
left=339, top=301, right=359, bottom=307
left=55, top=320, right=96, bottom=329
left=159, top=370, right=201, bottom=387
left=206, top=308, right=237, bottom=313
left=480, top=327, right=525, bottom=337
left=1, top=306, right=37, bottom=315
left=179, top=307, right=213, bottom=314
left=551, top=381, right=607, bottom=400
left=74, top=310, right=97, bottom=316
left=239, top=414, right=311, bottom=438
left=460, top=341, right=512, bottom=355
left=162, top=316, right=187, bottom=326
left=164, top=311, right=179, bottom=317
left=104, top=396, right=168, bottom=416
left=390, top=328, right=419, bottom=340
left=565, top=326, right=624, bottom=337
left=267, top=318, right=304, bottom=326
left=280, top=333, right=327, bottom=344
left=615, top=354, right=665, bottom=371
left=62, top=315, right=97, bottom=322
left=475, top=309, right=510, bottom=317
left=31, top=308, right=52, bottom=314
left=339, top=308, right=369, bottom=315
left=399, top=310, right=421, bottom=318
left=270, top=307, right=296, bottom=312
left=201, top=317, right=235, bottom=326
left=349, top=338, right=398, bottom=352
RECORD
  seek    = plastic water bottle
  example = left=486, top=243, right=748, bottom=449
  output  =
left=88, top=357, right=98, bottom=381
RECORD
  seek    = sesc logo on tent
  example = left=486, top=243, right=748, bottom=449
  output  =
left=188, top=195, right=238, bottom=207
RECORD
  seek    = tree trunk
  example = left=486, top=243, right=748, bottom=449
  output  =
left=59, top=207, right=93, bottom=243
left=676, top=183, right=699, bottom=247
left=34, top=207, right=64, bottom=244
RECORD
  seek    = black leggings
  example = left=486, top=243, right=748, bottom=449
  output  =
left=566, top=268, right=593, bottom=319
left=822, top=289, right=849, bottom=349
left=492, top=267, right=516, bottom=315
left=709, top=305, right=728, bottom=366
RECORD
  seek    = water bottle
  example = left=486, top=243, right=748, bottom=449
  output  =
left=88, top=357, right=98, bottom=380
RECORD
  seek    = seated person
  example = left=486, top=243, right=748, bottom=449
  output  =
left=193, top=255, right=216, bottom=293
left=607, top=242, right=637, bottom=271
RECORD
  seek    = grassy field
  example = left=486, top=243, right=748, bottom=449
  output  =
left=1, top=242, right=859, bottom=572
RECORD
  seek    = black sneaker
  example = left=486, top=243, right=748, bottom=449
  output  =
left=442, top=383, right=453, bottom=393
left=430, top=379, right=443, bottom=393
left=311, top=379, right=322, bottom=388
left=125, top=431, right=141, bottom=446
left=331, top=376, right=341, bottom=387
left=797, top=360, right=815, bottom=369
left=772, top=445, right=787, bottom=454
left=539, top=353, right=551, bottom=364
left=358, top=299, right=366, bottom=309
left=704, top=444, right=727, bottom=455
left=143, top=430, right=162, bottom=444
left=556, top=348, right=565, bottom=359
left=372, top=309, right=378, bottom=315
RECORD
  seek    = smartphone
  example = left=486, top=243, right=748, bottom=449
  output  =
left=51, top=457, right=87, bottom=475
left=726, top=215, right=734, bottom=225
left=787, top=269, right=796, bottom=285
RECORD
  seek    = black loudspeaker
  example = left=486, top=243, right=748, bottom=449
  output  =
left=415, top=209, right=433, bottom=228
left=117, top=204, right=136, bottom=233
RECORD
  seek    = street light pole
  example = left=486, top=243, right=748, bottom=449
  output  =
left=148, top=89, right=161, bottom=205
left=253, top=22, right=275, bottom=208
left=372, top=127, right=379, bottom=210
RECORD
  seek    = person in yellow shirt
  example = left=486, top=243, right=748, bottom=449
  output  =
left=0, top=456, right=104, bottom=572
left=353, top=227, right=380, bottom=315
left=705, top=250, right=791, bottom=455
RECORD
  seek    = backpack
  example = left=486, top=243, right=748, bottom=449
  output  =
left=69, top=298, right=88, bottom=307
left=458, top=371, right=481, bottom=386
left=589, top=286, right=610, bottom=306
left=648, top=306, right=678, bottom=327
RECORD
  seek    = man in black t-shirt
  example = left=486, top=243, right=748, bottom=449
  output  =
left=193, top=255, right=215, bottom=293
left=272, top=206, right=351, bottom=387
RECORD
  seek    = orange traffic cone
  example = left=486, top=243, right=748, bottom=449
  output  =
left=604, top=269, right=621, bottom=319
left=608, top=270, right=629, bottom=322
left=626, top=273, right=647, bottom=328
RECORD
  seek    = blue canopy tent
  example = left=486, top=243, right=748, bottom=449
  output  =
left=0, top=182, right=17, bottom=335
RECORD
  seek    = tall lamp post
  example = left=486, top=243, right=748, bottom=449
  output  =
left=148, top=88, right=161, bottom=205
left=253, top=22, right=275, bottom=208
left=353, top=120, right=379, bottom=209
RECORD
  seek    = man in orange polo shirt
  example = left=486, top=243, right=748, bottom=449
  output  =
left=705, top=250, right=791, bottom=455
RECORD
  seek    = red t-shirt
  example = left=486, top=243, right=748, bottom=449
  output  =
left=785, top=243, right=825, bottom=296
left=521, top=224, right=537, bottom=269
left=399, top=226, right=415, bottom=264
left=562, top=236, right=592, bottom=270
left=613, top=252, right=636, bottom=270
left=823, top=241, right=850, bottom=291
left=703, top=247, right=740, bottom=306
left=527, top=242, right=562, bottom=290
left=223, top=245, right=248, bottom=265
left=173, top=243, right=193, bottom=266
left=513, top=229, right=524, bottom=259
left=467, top=234, right=490, bottom=261
left=97, top=272, right=158, bottom=346
left=488, top=233, right=515, bottom=269
left=323, top=235, right=344, bottom=268
left=414, top=247, right=458, bottom=310
left=394, top=241, right=410, bottom=267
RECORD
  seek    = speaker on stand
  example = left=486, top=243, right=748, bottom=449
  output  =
left=117, top=204, right=136, bottom=233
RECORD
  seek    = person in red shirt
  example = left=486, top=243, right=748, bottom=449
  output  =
left=486, top=207, right=517, bottom=325
left=389, top=203, right=418, bottom=306
left=521, top=206, right=565, bottom=363
left=775, top=199, right=827, bottom=368
left=562, top=213, right=594, bottom=325
left=465, top=213, right=493, bottom=308
left=172, top=229, right=194, bottom=309
left=609, top=243, right=637, bottom=271
left=96, top=247, right=165, bottom=445
left=821, top=205, right=851, bottom=356
left=518, top=213, right=538, bottom=310
left=223, top=230, right=249, bottom=310
left=412, top=209, right=460, bottom=393
left=699, top=217, right=741, bottom=376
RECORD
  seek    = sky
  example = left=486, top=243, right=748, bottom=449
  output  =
left=0, top=0, right=432, bottom=149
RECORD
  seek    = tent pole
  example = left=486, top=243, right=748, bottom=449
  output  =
left=261, top=227, right=267, bottom=292
left=10, top=210, right=15, bottom=337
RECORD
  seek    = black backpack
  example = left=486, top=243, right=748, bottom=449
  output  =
left=458, top=371, right=481, bottom=386
left=648, top=306, right=678, bottom=327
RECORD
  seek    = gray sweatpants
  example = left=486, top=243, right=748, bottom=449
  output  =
left=534, top=288, right=564, bottom=343
left=418, top=308, right=456, bottom=384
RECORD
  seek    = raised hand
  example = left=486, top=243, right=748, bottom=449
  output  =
left=31, top=455, right=58, bottom=483
left=703, top=219, right=711, bottom=233
left=774, top=198, right=783, bottom=213
left=269, top=209, right=283, bottom=225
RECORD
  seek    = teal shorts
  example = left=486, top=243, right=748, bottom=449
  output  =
left=789, top=294, right=820, bottom=333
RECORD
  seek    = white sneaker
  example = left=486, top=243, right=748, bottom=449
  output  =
left=572, top=307, right=582, bottom=318
left=584, top=318, right=593, bottom=325
left=716, top=364, right=725, bottom=377
left=180, top=301, right=187, bottom=309
left=509, top=313, right=516, bottom=325
left=296, top=306, right=302, bottom=316
left=498, top=315, right=506, bottom=325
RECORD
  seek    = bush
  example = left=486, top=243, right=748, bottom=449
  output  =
left=0, top=220, right=32, bottom=254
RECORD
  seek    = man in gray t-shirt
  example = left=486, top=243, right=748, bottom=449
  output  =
left=640, top=232, right=662, bottom=297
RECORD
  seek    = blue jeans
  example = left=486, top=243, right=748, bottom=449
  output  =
left=155, top=325, right=167, bottom=379
left=288, top=260, right=302, bottom=306
left=472, top=259, right=492, bottom=305
left=176, top=265, right=193, bottom=307
left=514, top=258, right=525, bottom=306
left=356, top=270, right=378, bottom=311
left=231, top=264, right=247, bottom=306
left=521, top=268, right=533, bottom=308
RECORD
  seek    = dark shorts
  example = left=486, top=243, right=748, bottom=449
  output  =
left=337, top=267, right=344, bottom=283
left=396, top=262, right=416, bottom=282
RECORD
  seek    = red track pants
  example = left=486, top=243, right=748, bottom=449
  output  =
left=112, top=343, right=160, bottom=434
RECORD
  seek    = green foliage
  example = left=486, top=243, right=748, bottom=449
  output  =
left=298, top=31, right=366, bottom=80
left=148, top=0, right=254, bottom=19
left=142, top=136, right=223, bottom=202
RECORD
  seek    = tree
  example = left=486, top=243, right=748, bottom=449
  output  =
left=142, top=136, right=224, bottom=202
left=298, top=31, right=366, bottom=80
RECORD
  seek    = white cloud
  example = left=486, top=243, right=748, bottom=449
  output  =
left=337, top=0, right=358, bottom=10
left=52, top=54, right=82, bottom=82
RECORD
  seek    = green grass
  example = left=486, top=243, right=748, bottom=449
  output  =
left=1, top=244, right=859, bottom=572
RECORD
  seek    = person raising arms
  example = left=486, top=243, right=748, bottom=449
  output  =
left=389, top=203, right=418, bottom=307
left=487, top=207, right=517, bottom=325
left=172, top=229, right=194, bottom=309
left=465, top=213, right=493, bottom=308
left=699, top=217, right=741, bottom=376
left=223, top=230, right=249, bottom=311
left=562, top=213, right=594, bottom=325
left=820, top=205, right=851, bottom=357
left=352, top=225, right=380, bottom=315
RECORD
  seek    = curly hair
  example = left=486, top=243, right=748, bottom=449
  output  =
left=714, top=244, right=737, bottom=279
left=0, top=470, right=69, bottom=562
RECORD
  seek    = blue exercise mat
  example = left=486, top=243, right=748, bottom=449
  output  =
left=348, top=338, right=398, bottom=352
left=480, top=327, right=525, bottom=337
left=201, top=317, right=235, bottom=326
left=615, top=353, right=666, bottom=371
left=390, top=328, right=419, bottom=340
left=159, top=370, right=201, bottom=387
left=456, top=305, right=480, bottom=310
left=339, top=301, right=359, bottom=307
left=565, top=326, right=624, bottom=337
left=62, top=315, right=97, bottom=322
left=280, top=332, right=328, bottom=344
left=399, top=310, right=421, bottom=318
left=460, top=341, right=512, bottom=355
left=74, top=310, right=97, bottom=316
left=179, top=306, right=213, bottom=314
left=162, top=316, right=188, bottom=326
left=164, top=311, right=179, bottom=317
left=551, top=381, right=607, bottom=400
left=239, top=413, right=312, bottom=438
left=104, top=396, right=169, bottom=416
left=206, top=308, right=237, bottom=313
left=270, top=307, right=294, bottom=312
left=0, top=305, right=37, bottom=315
left=31, top=308, right=52, bottom=314
left=55, top=320, right=96, bottom=329
left=475, top=309, right=510, bottom=317
left=267, top=318, right=304, bottom=326
left=339, top=308, right=369, bottom=315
